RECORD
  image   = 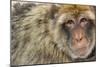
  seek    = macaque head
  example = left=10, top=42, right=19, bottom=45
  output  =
left=53, top=5, right=96, bottom=59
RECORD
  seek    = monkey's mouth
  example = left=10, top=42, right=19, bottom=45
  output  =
left=70, top=38, right=91, bottom=58
left=70, top=42, right=90, bottom=58
left=73, top=47, right=88, bottom=56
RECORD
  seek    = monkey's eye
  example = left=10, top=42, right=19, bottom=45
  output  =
left=80, top=18, right=88, bottom=26
left=64, top=20, right=75, bottom=28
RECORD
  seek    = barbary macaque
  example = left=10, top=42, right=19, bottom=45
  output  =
left=11, top=1, right=96, bottom=66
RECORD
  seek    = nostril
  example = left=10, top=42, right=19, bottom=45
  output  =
left=75, top=39, right=79, bottom=42
left=80, top=37, right=83, bottom=41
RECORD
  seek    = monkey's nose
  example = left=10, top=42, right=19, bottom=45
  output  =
left=75, top=37, right=83, bottom=42
left=74, top=37, right=86, bottom=49
left=74, top=32, right=84, bottom=42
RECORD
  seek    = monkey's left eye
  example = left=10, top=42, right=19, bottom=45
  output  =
left=80, top=18, right=88, bottom=26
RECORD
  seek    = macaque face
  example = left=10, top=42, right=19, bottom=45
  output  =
left=58, top=7, right=96, bottom=59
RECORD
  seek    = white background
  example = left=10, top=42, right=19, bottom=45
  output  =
left=0, top=0, right=98, bottom=67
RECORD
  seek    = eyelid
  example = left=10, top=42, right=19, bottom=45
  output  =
left=66, top=19, right=75, bottom=24
left=67, top=20, right=74, bottom=24
left=80, top=18, right=88, bottom=22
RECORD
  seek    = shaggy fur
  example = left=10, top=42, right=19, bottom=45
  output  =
left=11, top=3, right=95, bottom=65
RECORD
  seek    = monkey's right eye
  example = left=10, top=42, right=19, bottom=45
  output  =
left=64, top=20, right=75, bottom=28
left=67, top=20, right=74, bottom=24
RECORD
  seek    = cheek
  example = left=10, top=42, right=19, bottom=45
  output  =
left=62, top=27, right=72, bottom=48
left=85, top=23, right=95, bottom=41
left=62, top=26, right=71, bottom=40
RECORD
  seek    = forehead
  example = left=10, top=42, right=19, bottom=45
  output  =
left=58, top=5, right=95, bottom=20
left=58, top=5, right=91, bottom=13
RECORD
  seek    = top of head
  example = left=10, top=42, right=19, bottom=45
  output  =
left=58, top=5, right=95, bottom=21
